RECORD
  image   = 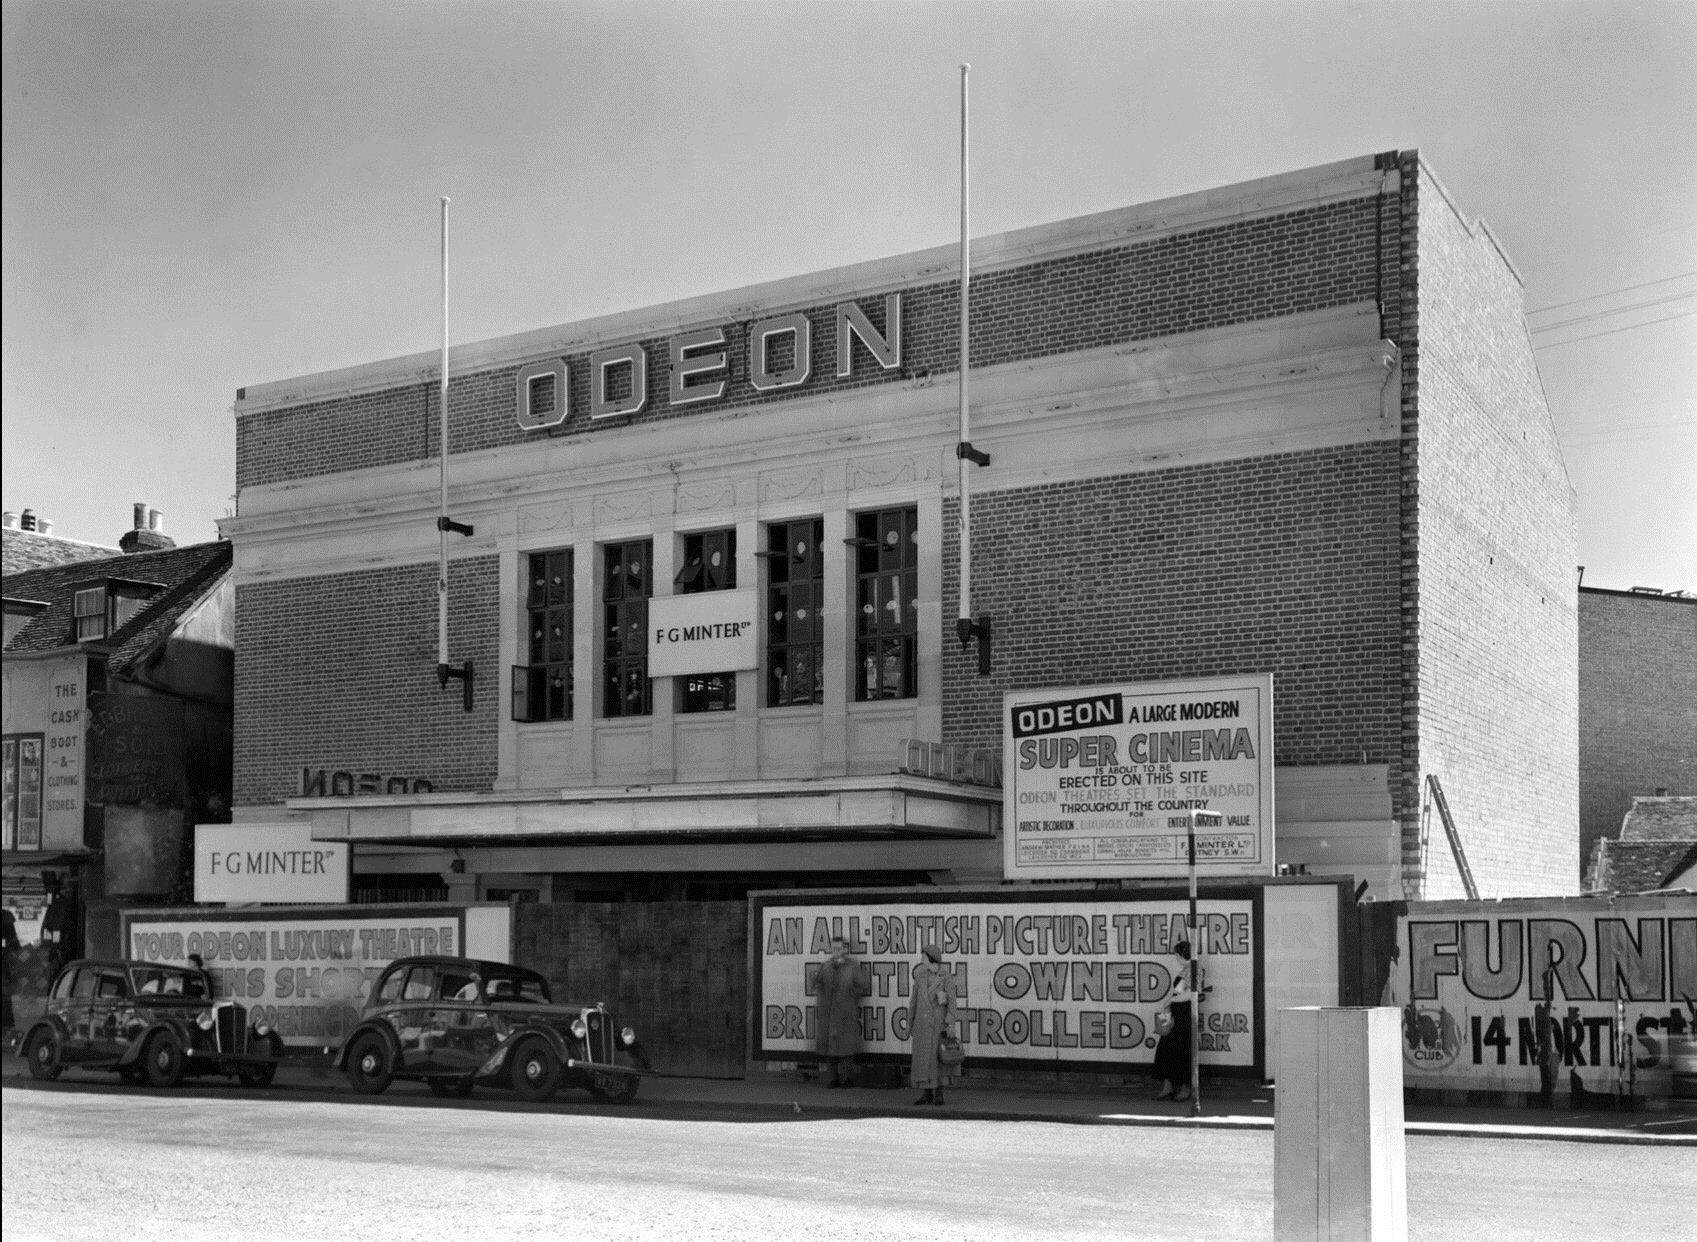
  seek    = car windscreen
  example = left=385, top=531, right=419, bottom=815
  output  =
left=132, top=966, right=208, bottom=998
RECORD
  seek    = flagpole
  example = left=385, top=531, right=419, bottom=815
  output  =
left=957, top=63, right=972, bottom=637
left=438, top=196, right=451, bottom=672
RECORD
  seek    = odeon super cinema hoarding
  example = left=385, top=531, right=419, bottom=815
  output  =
left=1003, top=675, right=1275, bottom=882
left=1385, top=894, right=1697, bottom=1096
left=751, top=887, right=1293, bottom=1075
left=120, top=904, right=514, bottom=1048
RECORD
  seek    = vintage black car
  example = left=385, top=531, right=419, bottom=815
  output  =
left=19, top=959, right=284, bottom=1088
left=332, top=955, right=642, bottom=1103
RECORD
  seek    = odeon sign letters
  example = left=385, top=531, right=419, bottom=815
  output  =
left=514, top=293, right=903, bottom=431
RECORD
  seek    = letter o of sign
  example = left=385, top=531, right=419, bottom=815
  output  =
left=515, top=359, right=569, bottom=431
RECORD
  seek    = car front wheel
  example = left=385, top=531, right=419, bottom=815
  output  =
left=143, top=1030, right=186, bottom=1088
left=25, top=1028, right=64, bottom=1081
left=344, top=1031, right=394, bottom=1095
left=509, top=1037, right=560, bottom=1102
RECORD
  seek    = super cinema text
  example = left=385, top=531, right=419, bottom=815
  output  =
left=763, top=912, right=1252, bottom=1056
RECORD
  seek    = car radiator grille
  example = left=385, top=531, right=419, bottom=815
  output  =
left=585, top=1010, right=613, bottom=1062
left=215, top=1002, right=248, bottom=1055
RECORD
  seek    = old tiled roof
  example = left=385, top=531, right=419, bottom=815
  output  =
left=1589, top=840, right=1697, bottom=893
left=1619, top=797, right=1697, bottom=842
left=2, top=540, right=231, bottom=675
left=1, top=527, right=122, bottom=575
left=1586, top=796, right=1697, bottom=892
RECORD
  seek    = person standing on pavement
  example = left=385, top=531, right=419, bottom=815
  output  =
left=910, top=942, right=958, bottom=1106
left=814, top=934, right=867, bottom=1088
left=1, top=904, right=18, bottom=1039
left=1152, top=939, right=1195, bottom=1102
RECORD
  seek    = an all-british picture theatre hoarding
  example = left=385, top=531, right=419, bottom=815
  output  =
left=751, top=881, right=1348, bottom=1076
left=120, top=904, right=513, bottom=1047
left=1385, top=894, right=1696, bottom=1097
left=1004, top=675, right=1275, bottom=882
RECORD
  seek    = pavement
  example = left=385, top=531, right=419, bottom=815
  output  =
left=6, top=1041, right=1693, bottom=1146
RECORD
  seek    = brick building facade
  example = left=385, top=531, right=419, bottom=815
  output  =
left=224, top=152, right=1577, bottom=904
left=1578, top=587, right=1697, bottom=877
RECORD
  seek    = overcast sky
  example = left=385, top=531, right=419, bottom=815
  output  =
left=4, top=0, right=1693, bottom=592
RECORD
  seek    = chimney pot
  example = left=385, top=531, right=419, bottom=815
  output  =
left=148, top=508, right=163, bottom=532
left=38, top=519, right=53, bottom=536
left=132, top=502, right=148, bottom=530
left=1, top=512, right=16, bottom=530
left=20, top=509, right=36, bottom=531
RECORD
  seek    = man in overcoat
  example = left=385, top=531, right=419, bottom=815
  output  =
left=815, top=935, right=867, bottom=1088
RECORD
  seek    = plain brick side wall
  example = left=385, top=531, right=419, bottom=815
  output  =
left=234, top=557, right=500, bottom=807
left=939, top=444, right=1405, bottom=784
left=1578, top=591, right=1697, bottom=867
left=236, top=199, right=1383, bottom=490
left=1411, top=165, right=1580, bottom=896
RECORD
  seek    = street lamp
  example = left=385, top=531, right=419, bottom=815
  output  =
left=1188, top=808, right=1223, bottom=1117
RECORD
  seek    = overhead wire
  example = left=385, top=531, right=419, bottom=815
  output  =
left=1526, top=272, right=1697, bottom=317
left=1533, top=309, right=1696, bottom=350
left=1529, top=290, right=1697, bottom=335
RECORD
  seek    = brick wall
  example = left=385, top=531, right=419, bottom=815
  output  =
left=237, top=198, right=1383, bottom=490
left=939, top=444, right=1405, bottom=786
left=1578, top=591, right=1697, bottom=869
left=1410, top=164, right=1579, bottom=897
left=234, top=556, right=500, bottom=807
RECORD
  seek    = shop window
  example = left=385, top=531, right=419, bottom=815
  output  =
left=676, top=529, right=737, bottom=713
left=603, top=539, right=653, bottom=717
left=71, top=578, right=160, bottom=643
left=1, top=733, right=43, bottom=850
left=851, top=506, right=918, bottom=701
left=765, top=517, right=825, bottom=706
left=513, top=550, right=573, bottom=723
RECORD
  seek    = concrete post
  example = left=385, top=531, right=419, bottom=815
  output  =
left=1274, top=1006, right=1407, bottom=1241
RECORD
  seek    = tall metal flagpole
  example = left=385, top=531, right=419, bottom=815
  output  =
left=438, top=196, right=451, bottom=673
left=954, top=64, right=991, bottom=671
left=957, top=64, right=972, bottom=640
left=435, top=196, right=474, bottom=707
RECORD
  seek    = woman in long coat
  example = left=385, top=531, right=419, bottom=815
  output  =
left=815, top=935, right=866, bottom=1087
left=910, top=943, right=958, bottom=1105
left=1152, top=939, right=1194, bottom=1102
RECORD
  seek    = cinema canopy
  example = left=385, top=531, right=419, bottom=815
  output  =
left=225, top=151, right=1577, bottom=905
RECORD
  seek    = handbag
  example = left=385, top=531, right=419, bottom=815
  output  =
left=937, top=1029, right=965, bottom=1067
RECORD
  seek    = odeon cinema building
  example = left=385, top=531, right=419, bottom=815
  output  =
left=225, top=150, right=1579, bottom=945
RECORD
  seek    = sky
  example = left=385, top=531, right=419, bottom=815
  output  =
left=3, top=0, right=1693, bottom=592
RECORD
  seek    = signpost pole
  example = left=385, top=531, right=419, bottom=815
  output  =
left=1188, top=808, right=1201, bottom=1116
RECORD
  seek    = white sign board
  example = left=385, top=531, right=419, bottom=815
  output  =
left=194, top=822, right=350, bottom=904
left=122, top=903, right=513, bottom=1048
left=752, top=891, right=1264, bottom=1072
left=648, top=588, right=759, bottom=676
left=1003, top=674, right=1275, bottom=881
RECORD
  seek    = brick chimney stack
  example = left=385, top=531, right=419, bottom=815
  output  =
left=120, top=501, right=176, bottom=554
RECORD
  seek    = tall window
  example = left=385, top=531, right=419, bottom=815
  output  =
left=2, top=734, right=44, bottom=850
left=676, top=529, right=736, bottom=712
left=766, top=517, right=824, bottom=706
left=853, top=506, right=918, bottom=700
left=512, top=550, right=572, bottom=722
left=603, top=539, right=652, bottom=717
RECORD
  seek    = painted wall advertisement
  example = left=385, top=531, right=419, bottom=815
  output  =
left=1003, top=675, right=1275, bottom=881
left=1385, top=895, right=1697, bottom=1097
left=121, top=904, right=513, bottom=1048
left=751, top=890, right=1264, bottom=1074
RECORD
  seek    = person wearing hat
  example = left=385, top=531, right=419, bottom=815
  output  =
left=1152, top=939, right=1195, bottom=1102
left=910, top=942, right=958, bottom=1106
left=814, top=935, right=868, bottom=1088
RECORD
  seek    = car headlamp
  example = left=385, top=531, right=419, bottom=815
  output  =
left=196, top=1010, right=216, bottom=1031
left=620, top=1026, right=636, bottom=1047
left=570, top=1018, right=588, bottom=1040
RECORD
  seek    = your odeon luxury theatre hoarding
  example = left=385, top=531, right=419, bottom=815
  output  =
left=1003, top=675, right=1276, bottom=882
